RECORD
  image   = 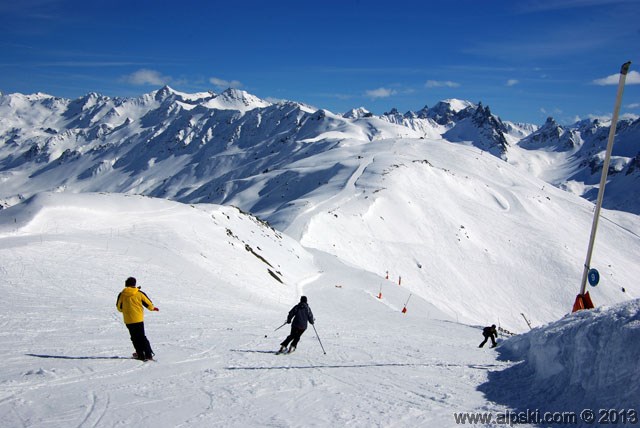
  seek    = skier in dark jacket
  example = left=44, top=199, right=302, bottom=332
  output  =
left=278, top=296, right=314, bottom=354
left=478, top=324, right=498, bottom=348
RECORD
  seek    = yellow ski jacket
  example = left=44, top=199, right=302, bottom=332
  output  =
left=116, top=286, right=155, bottom=324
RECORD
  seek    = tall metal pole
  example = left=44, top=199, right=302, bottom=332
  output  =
left=578, top=61, right=632, bottom=296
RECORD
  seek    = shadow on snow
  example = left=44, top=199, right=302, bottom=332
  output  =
left=227, top=352, right=504, bottom=371
left=26, top=353, right=130, bottom=360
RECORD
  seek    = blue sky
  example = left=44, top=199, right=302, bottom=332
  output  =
left=1, top=0, right=639, bottom=125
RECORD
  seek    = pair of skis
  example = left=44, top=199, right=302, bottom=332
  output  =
left=275, top=347, right=296, bottom=355
left=131, top=352, right=157, bottom=362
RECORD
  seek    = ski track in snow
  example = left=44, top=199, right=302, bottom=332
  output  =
left=284, top=153, right=376, bottom=241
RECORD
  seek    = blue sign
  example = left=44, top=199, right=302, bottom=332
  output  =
left=588, top=268, right=600, bottom=287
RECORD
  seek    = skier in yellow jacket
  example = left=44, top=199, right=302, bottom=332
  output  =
left=116, top=277, right=159, bottom=361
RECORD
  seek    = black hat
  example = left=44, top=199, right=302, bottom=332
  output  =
left=491, top=324, right=496, bottom=328
left=300, top=296, right=307, bottom=303
left=125, top=277, right=137, bottom=287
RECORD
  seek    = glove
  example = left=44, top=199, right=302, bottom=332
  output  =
left=153, top=307, right=159, bottom=312
left=286, top=319, right=291, bottom=324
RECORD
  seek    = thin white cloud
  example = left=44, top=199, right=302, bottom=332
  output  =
left=209, top=77, right=243, bottom=89
left=123, top=69, right=171, bottom=86
left=593, top=70, right=640, bottom=85
left=588, top=113, right=612, bottom=121
left=626, top=103, right=640, bottom=109
left=365, top=87, right=397, bottom=99
left=538, top=107, right=566, bottom=116
left=314, top=92, right=353, bottom=100
left=506, top=79, right=519, bottom=86
left=425, top=80, right=460, bottom=88
left=586, top=113, right=638, bottom=121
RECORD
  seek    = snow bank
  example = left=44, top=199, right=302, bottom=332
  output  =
left=484, top=299, right=640, bottom=413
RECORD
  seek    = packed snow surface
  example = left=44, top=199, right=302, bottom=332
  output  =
left=0, top=193, right=638, bottom=427
left=0, top=193, right=503, bottom=427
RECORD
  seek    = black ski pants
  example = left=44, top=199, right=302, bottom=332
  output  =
left=126, top=322, right=154, bottom=359
left=479, top=333, right=497, bottom=348
left=281, top=326, right=306, bottom=349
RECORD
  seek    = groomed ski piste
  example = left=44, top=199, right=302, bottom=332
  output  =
left=1, top=136, right=639, bottom=427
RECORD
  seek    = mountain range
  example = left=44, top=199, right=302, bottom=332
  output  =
left=1, top=86, right=638, bottom=217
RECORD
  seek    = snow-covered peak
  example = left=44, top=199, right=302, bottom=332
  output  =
left=203, top=88, right=272, bottom=112
left=342, top=107, right=372, bottom=119
left=153, top=85, right=188, bottom=102
left=416, top=105, right=429, bottom=118
left=441, top=98, right=475, bottom=113
left=382, top=107, right=402, bottom=118
left=518, top=116, right=576, bottom=151
left=503, top=120, right=538, bottom=139
left=0, top=92, right=58, bottom=104
left=425, top=99, right=477, bottom=125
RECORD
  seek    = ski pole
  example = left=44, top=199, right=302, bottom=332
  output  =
left=403, top=293, right=413, bottom=306
left=401, top=293, right=412, bottom=313
left=311, top=324, right=326, bottom=355
left=274, top=322, right=287, bottom=332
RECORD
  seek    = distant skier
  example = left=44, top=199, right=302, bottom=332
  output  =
left=478, top=324, right=498, bottom=348
left=116, top=277, right=159, bottom=361
left=278, top=296, right=314, bottom=354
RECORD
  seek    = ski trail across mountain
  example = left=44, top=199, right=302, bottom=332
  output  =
left=283, top=152, right=376, bottom=241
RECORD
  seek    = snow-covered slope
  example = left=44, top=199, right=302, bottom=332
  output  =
left=292, top=137, right=640, bottom=330
left=0, top=192, right=315, bottom=302
left=0, top=190, right=638, bottom=427
left=0, top=192, right=513, bottom=427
